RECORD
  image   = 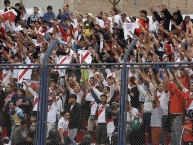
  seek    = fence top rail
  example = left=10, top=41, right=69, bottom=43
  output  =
left=0, top=64, right=42, bottom=67
left=1, top=62, right=193, bottom=67
left=47, top=62, right=193, bottom=67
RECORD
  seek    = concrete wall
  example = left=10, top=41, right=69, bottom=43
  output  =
left=0, top=0, right=193, bottom=17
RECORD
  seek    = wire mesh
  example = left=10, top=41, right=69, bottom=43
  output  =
left=46, top=65, right=122, bottom=145
left=0, top=64, right=40, bottom=145
left=0, top=63, right=193, bottom=145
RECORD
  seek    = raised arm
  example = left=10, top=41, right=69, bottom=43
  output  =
left=90, top=88, right=102, bottom=104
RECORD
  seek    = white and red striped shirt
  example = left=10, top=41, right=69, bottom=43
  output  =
left=97, top=104, right=107, bottom=123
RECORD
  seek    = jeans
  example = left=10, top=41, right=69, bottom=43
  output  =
left=142, top=112, right=152, bottom=144
left=69, top=128, right=78, bottom=145
left=170, top=114, right=182, bottom=145
left=11, top=125, right=19, bottom=145
left=160, top=115, right=169, bottom=145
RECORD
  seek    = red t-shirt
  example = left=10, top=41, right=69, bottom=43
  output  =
left=183, top=122, right=193, bottom=142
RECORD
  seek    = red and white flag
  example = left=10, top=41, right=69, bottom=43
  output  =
left=4, top=92, right=16, bottom=108
left=77, top=50, right=92, bottom=64
left=2, top=69, right=12, bottom=86
left=1, top=9, right=17, bottom=23
left=18, top=66, right=32, bottom=84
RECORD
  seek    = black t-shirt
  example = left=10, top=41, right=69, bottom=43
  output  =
left=130, top=86, right=140, bottom=109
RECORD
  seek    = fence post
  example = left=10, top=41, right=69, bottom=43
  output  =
left=37, top=40, right=58, bottom=145
left=118, top=39, right=138, bottom=145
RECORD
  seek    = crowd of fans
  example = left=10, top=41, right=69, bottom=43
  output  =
left=1, top=0, right=193, bottom=145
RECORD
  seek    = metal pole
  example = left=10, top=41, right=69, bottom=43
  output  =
left=118, top=39, right=138, bottom=145
left=37, top=40, right=58, bottom=145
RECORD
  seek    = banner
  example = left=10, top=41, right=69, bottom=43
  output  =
left=18, top=65, right=32, bottom=84
left=1, top=9, right=17, bottom=22
left=123, top=22, right=139, bottom=40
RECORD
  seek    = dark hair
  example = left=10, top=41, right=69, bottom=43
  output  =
left=31, top=111, right=37, bottom=118
left=185, top=15, right=190, bottom=19
left=100, top=94, right=107, bottom=99
left=7, top=84, right=13, bottom=88
left=20, top=120, right=28, bottom=126
left=4, top=0, right=10, bottom=5
left=70, top=94, right=77, bottom=100
left=98, top=11, right=103, bottom=15
left=190, top=82, right=193, bottom=86
left=79, top=14, right=83, bottom=19
left=15, top=3, right=21, bottom=7
left=160, top=11, right=165, bottom=14
left=10, top=101, right=16, bottom=106
left=111, top=105, right=118, bottom=110
left=47, top=5, right=53, bottom=10
left=104, top=86, right=110, bottom=91
left=42, top=20, right=48, bottom=24
left=19, top=6, right=24, bottom=10
left=148, top=52, right=153, bottom=57
left=112, top=7, right=118, bottom=15
left=12, top=52, right=21, bottom=60
left=36, top=21, right=41, bottom=25
left=140, top=10, right=147, bottom=16
left=60, top=111, right=69, bottom=116
left=152, top=98, right=159, bottom=105
left=103, top=13, right=108, bottom=17
left=173, top=12, right=178, bottom=16
left=65, top=4, right=69, bottom=8
left=19, top=89, right=26, bottom=95
left=130, top=77, right=136, bottom=85
left=121, top=13, right=126, bottom=17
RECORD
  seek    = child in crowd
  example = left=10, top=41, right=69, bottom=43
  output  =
left=182, top=115, right=193, bottom=145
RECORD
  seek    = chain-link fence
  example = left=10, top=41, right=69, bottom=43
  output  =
left=45, top=64, right=122, bottom=145
left=0, top=63, right=193, bottom=145
left=0, top=64, right=41, bottom=145
left=125, top=63, right=193, bottom=145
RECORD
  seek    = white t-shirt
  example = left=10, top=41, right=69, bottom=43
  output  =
left=58, top=117, right=69, bottom=132
left=56, top=95, right=64, bottom=115
left=47, top=102, right=58, bottom=122
left=157, top=91, right=169, bottom=115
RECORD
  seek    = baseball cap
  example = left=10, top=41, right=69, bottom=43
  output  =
left=85, top=13, right=93, bottom=17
